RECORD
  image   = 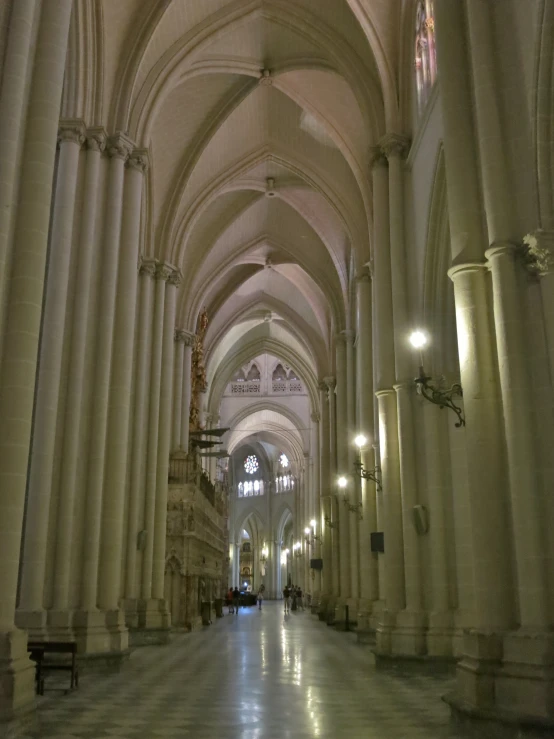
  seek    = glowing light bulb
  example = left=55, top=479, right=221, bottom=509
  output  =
left=354, top=434, right=367, bottom=449
left=409, top=330, right=428, bottom=349
left=338, top=476, right=347, bottom=488
left=310, top=519, right=316, bottom=527
left=304, top=527, right=311, bottom=535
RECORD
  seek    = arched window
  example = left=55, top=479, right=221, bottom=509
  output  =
left=231, top=367, right=246, bottom=383
left=272, top=363, right=287, bottom=382
left=246, top=363, right=260, bottom=382
left=415, top=0, right=437, bottom=116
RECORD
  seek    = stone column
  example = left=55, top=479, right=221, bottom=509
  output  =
left=335, top=337, right=350, bottom=600
left=324, top=377, right=339, bottom=597
left=141, top=264, right=168, bottom=602
left=99, top=149, right=149, bottom=613
left=310, top=412, right=322, bottom=597
left=0, top=0, right=74, bottom=724
left=0, top=0, right=40, bottom=365
left=180, top=333, right=195, bottom=451
left=318, top=384, right=331, bottom=597
left=356, top=269, right=378, bottom=606
left=345, top=331, right=360, bottom=602
left=52, top=129, right=107, bottom=612
left=152, top=268, right=180, bottom=600
left=448, top=264, right=512, bottom=630
left=124, top=259, right=156, bottom=609
left=383, top=134, right=424, bottom=644
left=80, top=133, right=132, bottom=612
left=172, top=330, right=186, bottom=450
left=486, top=245, right=548, bottom=627
left=18, top=122, right=85, bottom=622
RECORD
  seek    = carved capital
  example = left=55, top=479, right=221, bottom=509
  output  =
left=323, top=376, right=336, bottom=391
left=127, top=149, right=149, bottom=174
left=58, top=120, right=86, bottom=148
left=259, top=68, right=273, bottom=86
left=520, top=231, right=554, bottom=277
left=139, top=257, right=157, bottom=278
left=168, top=267, right=182, bottom=287
left=369, top=144, right=387, bottom=170
left=155, top=262, right=173, bottom=282
left=311, top=412, right=321, bottom=423
left=86, top=127, right=107, bottom=153
left=174, top=329, right=188, bottom=344
left=107, top=132, right=133, bottom=161
left=380, top=133, right=410, bottom=160
left=356, top=263, right=372, bottom=283
left=182, top=331, right=196, bottom=348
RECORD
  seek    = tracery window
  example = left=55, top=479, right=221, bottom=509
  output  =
left=279, top=453, right=289, bottom=469
left=275, top=474, right=295, bottom=493
left=244, top=455, right=259, bottom=474
left=246, top=363, right=261, bottom=382
left=414, top=0, right=437, bottom=116
left=238, top=480, right=265, bottom=498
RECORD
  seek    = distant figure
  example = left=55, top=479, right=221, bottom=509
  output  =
left=227, top=587, right=234, bottom=614
left=296, top=586, right=304, bottom=610
left=257, top=585, right=264, bottom=610
left=232, top=586, right=240, bottom=613
left=283, top=585, right=291, bottom=614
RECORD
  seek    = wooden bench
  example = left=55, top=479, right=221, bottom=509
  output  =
left=27, top=641, right=79, bottom=695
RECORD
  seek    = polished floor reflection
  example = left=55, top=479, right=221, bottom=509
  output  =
left=30, top=603, right=470, bottom=739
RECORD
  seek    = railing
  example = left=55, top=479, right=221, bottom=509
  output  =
left=226, top=380, right=305, bottom=395
left=230, top=381, right=260, bottom=394
left=272, top=381, right=303, bottom=394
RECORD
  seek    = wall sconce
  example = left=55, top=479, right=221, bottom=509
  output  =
left=309, top=519, right=321, bottom=542
left=304, top=527, right=312, bottom=547
left=260, top=546, right=268, bottom=565
left=353, top=436, right=382, bottom=492
left=323, top=514, right=335, bottom=529
left=409, top=330, right=465, bottom=428
left=293, top=542, right=302, bottom=559
left=338, top=476, right=363, bottom=520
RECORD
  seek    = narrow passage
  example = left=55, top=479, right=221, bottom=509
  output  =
left=31, top=604, right=466, bottom=739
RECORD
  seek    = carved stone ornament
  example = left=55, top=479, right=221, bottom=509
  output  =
left=521, top=231, right=554, bottom=277
left=127, top=149, right=149, bottom=174
left=175, top=329, right=187, bottom=343
left=183, top=331, right=196, bottom=348
left=311, top=411, right=321, bottom=423
left=155, top=262, right=173, bottom=281
left=168, top=267, right=183, bottom=287
left=323, top=376, right=336, bottom=391
left=380, top=133, right=411, bottom=160
left=107, top=132, right=133, bottom=161
left=58, top=120, right=86, bottom=148
left=86, top=127, right=107, bottom=153
left=139, top=257, right=157, bottom=278
left=369, top=144, right=387, bottom=170
left=259, top=68, right=273, bottom=86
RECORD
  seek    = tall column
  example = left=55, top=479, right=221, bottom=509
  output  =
left=141, top=264, right=168, bottom=601
left=318, top=384, right=331, bottom=597
left=80, top=133, right=132, bottom=611
left=0, top=0, right=40, bottom=364
left=52, top=129, right=107, bottom=611
left=486, top=246, right=548, bottom=627
left=152, top=268, right=180, bottom=600
left=324, top=377, right=339, bottom=597
left=310, top=412, right=322, bottom=596
left=0, top=0, right=74, bottom=723
left=383, top=134, right=424, bottom=623
left=180, top=334, right=195, bottom=451
left=124, top=259, right=156, bottom=604
left=18, top=122, right=85, bottom=619
left=172, top=331, right=186, bottom=450
left=345, top=331, right=359, bottom=601
left=335, top=337, right=350, bottom=600
left=99, top=149, right=148, bottom=612
left=356, top=269, right=378, bottom=604
left=448, top=264, right=512, bottom=629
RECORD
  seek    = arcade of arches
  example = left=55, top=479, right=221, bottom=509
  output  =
left=1, top=0, right=554, bottom=735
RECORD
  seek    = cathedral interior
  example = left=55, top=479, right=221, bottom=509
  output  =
left=1, top=0, right=554, bottom=737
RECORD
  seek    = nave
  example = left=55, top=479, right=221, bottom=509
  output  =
left=25, top=604, right=466, bottom=739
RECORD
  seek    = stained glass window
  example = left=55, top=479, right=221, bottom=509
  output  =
left=415, top=0, right=437, bottom=116
left=244, top=455, right=259, bottom=474
left=279, top=453, right=289, bottom=468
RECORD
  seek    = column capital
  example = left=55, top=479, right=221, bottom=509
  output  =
left=58, top=119, right=86, bottom=147
left=369, top=144, right=387, bottom=170
left=520, top=231, right=554, bottom=277
left=155, top=262, right=173, bottom=281
left=174, top=329, right=188, bottom=344
left=311, top=412, right=321, bottom=423
left=318, top=380, right=328, bottom=394
left=356, top=264, right=372, bottom=283
left=86, top=127, right=107, bottom=153
left=323, top=376, right=336, bottom=391
left=448, top=261, right=489, bottom=282
left=127, top=149, right=150, bottom=174
left=168, top=266, right=182, bottom=287
left=139, top=257, right=157, bottom=278
left=380, top=133, right=410, bottom=160
left=107, top=132, right=134, bottom=161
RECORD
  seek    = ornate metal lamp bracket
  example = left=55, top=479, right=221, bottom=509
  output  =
left=414, top=373, right=465, bottom=428
left=353, top=460, right=383, bottom=492
left=343, top=498, right=363, bottom=520
left=323, top=515, right=335, bottom=529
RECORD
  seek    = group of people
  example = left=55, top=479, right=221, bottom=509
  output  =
left=225, top=584, right=266, bottom=613
left=282, top=585, right=304, bottom=614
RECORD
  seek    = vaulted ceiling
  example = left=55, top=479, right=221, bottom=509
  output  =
left=71, top=0, right=408, bottom=443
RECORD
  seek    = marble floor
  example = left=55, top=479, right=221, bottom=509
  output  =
left=27, top=602, right=475, bottom=739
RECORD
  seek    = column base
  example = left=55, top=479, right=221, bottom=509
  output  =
left=14, top=609, right=48, bottom=641
left=427, top=611, right=456, bottom=657
left=0, top=629, right=36, bottom=732
left=445, top=629, right=554, bottom=730
left=131, top=599, right=171, bottom=646
left=334, top=598, right=358, bottom=630
left=356, top=599, right=376, bottom=645
left=318, top=595, right=337, bottom=624
left=374, top=609, right=397, bottom=655
left=391, top=609, right=428, bottom=656
left=72, top=608, right=129, bottom=672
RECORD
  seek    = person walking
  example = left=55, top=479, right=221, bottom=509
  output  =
left=232, top=586, right=240, bottom=613
left=296, top=585, right=304, bottom=610
left=227, top=586, right=234, bottom=614
left=283, top=585, right=291, bottom=614
left=257, top=585, right=264, bottom=610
